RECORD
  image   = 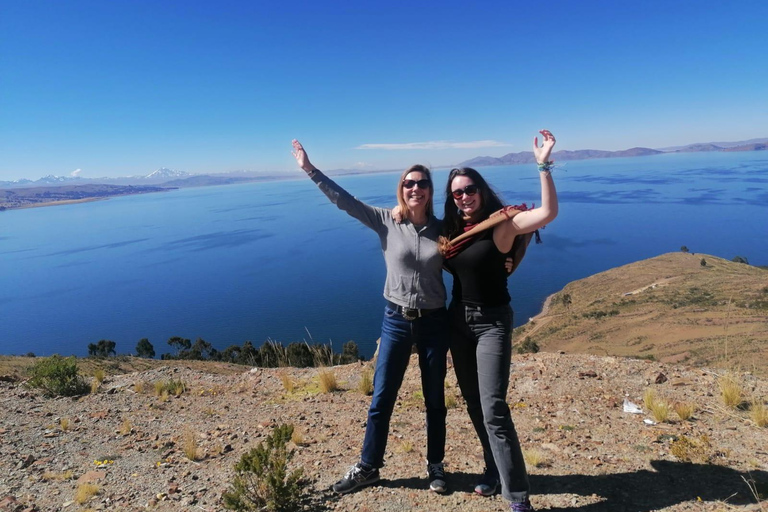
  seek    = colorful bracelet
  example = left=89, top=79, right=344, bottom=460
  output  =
left=537, top=161, right=554, bottom=173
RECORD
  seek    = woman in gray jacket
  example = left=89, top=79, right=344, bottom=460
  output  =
left=292, top=139, right=450, bottom=495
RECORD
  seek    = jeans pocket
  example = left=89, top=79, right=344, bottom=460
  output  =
left=384, top=307, right=398, bottom=318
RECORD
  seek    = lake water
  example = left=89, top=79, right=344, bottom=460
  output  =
left=1, top=151, right=766, bottom=358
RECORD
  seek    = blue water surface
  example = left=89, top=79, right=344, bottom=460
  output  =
left=1, top=151, right=766, bottom=358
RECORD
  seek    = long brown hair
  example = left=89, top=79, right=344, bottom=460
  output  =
left=396, top=164, right=434, bottom=221
left=442, top=167, right=504, bottom=238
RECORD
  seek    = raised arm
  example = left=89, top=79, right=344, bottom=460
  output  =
left=493, top=130, right=559, bottom=252
left=291, top=139, right=387, bottom=231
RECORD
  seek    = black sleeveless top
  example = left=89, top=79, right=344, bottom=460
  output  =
left=444, top=230, right=511, bottom=307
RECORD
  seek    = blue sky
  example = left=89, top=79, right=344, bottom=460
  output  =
left=2, top=0, right=767, bottom=181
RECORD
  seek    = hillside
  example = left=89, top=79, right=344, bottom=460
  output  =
left=514, top=253, right=768, bottom=376
left=1, top=353, right=767, bottom=511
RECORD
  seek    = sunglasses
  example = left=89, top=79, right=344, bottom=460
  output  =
left=402, top=179, right=431, bottom=190
left=451, top=184, right=479, bottom=199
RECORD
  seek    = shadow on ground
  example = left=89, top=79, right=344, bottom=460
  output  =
left=314, top=461, right=767, bottom=511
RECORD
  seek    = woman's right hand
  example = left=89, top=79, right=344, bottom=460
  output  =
left=292, top=139, right=318, bottom=173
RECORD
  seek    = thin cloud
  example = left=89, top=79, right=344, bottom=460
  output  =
left=71, top=168, right=82, bottom=177
left=355, top=140, right=510, bottom=150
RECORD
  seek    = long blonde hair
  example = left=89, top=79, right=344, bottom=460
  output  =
left=395, top=164, right=434, bottom=221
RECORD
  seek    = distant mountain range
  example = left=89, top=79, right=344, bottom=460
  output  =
left=2, top=137, right=766, bottom=191
left=459, top=137, right=767, bottom=168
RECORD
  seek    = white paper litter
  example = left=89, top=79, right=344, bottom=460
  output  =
left=623, top=398, right=643, bottom=414
left=643, top=418, right=657, bottom=425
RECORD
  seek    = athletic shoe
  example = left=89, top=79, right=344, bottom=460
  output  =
left=474, top=469, right=499, bottom=496
left=510, top=499, right=535, bottom=511
left=427, top=462, right=447, bottom=493
left=331, top=462, right=380, bottom=494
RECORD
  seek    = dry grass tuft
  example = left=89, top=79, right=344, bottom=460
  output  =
left=42, top=470, right=74, bottom=481
left=674, top=401, right=696, bottom=421
left=445, top=393, right=458, bottom=409
left=396, top=440, right=414, bottom=453
left=523, top=449, right=549, bottom=468
left=357, top=367, right=374, bottom=396
left=59, top=417, right=70, bottom=431
left=643, top=388, right=657, bottom=410
left=75, top=483, right=99, bottom=504
left=119, top=419, right=132, bottom=436
left=93, top=368, right=105, bottom=384
left=750, top=399, right=768, bottom=428
left=291, top=429, right=308, bottom=446
left=647, top=396, right=672, bottom=423
left=183, top=430, right=200, bottom=461
left=279, top=372, right=296, bottom=393
left=317, top=370, right=338, bottom=393
left=718, top=373, right=745, bottom=409
left=133, top=381, right=145, bottom=394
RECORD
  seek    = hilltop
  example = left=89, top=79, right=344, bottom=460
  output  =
left=514, top=253, right=768, bottom=376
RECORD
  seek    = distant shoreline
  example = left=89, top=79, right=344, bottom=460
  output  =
left=14, top=197, right=105, bottom=210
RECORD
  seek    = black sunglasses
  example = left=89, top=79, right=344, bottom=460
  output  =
left=451, top=184, right=479, bottom=199
left=402, top=179, right=431, bottom=190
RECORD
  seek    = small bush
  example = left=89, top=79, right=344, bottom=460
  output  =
left=279, top=372, right=296, bottom=393
left=718, top=373, right=745, bottom=409
left=516, top=337, right=540, bottom=354
left=317, top=370, right=338, bottom=393
left=119, top=419, right=132, bottom=436
left=357, top=367, right=374, bottom=396
left=445, top=393, right=458, bottom=409
left=75, top=483, right=99, bottom=504
left=93, top=368, right=106, bottom=385
left=750, top=399, right=768, bottom=428
left=222, top=424, right=306, bottom=512
left=397, top=440, right=414, bottom=453
left=27, top=355, right=89, bottom=397
left=523, top=449, right=548, bottom=468
left=670, top=435, right=712, bottom=464
left=643, top=389, right=656, bottom=410
left=154, top=379, right=187, bottom=397
left=674, top=402, right=696, bottom=421
left=649, top=399, right=671, bottom=423
left=183, top=430, right=200, bottom=461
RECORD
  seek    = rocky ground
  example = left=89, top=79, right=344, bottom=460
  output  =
left=1, top=353, right=767, bottom=511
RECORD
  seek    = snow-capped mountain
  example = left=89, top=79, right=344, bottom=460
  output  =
left=143, top=168, right=190, bottom=180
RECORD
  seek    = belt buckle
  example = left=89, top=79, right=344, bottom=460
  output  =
left=402, top=308, right=418, bottom=321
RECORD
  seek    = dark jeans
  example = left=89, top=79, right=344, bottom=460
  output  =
left=360, top=304, right=449, bottom=468
left=449, top=301, right=529, bottom=503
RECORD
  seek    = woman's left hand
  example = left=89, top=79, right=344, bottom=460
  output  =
left=533, top=129, right=556, bottom=164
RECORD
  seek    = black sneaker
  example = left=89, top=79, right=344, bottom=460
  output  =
left=332, top=462, right=380, bottom=494
left=474, top=468, right=499, bottom=496
left=427, top=462, right=447, bottom=493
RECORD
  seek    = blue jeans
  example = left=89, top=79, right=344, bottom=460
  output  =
left=449, top=301, right=529, bottom=503
left=360, top=304, right=449, bottom=468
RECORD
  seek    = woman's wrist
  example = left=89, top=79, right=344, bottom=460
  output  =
left=537, top=161, right=554, bottom=173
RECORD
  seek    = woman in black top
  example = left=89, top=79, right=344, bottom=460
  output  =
left=442, top=130, right=558, bottom=512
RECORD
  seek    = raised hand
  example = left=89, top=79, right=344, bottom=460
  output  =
left=292, top=139, right=317, bottom=173
left=533, top=129, right=556, bottom=164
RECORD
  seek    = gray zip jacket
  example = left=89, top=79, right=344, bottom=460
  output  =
left=311, top=170, right=446, bottom=309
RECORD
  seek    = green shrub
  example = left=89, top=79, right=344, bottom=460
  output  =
left=27, top=355, right=89, bottom=397
left=222, top=424, right=305, bottom=512
left=516, top=337, right=540, bottom=354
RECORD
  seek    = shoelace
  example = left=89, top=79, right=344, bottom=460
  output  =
left=427, top=462, right=445, bottom=478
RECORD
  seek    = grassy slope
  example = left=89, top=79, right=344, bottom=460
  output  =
left=514, top=252, right=768, bottom=376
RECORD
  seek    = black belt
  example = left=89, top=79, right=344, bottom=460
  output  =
left=387, top=300, right=442, bottom=321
